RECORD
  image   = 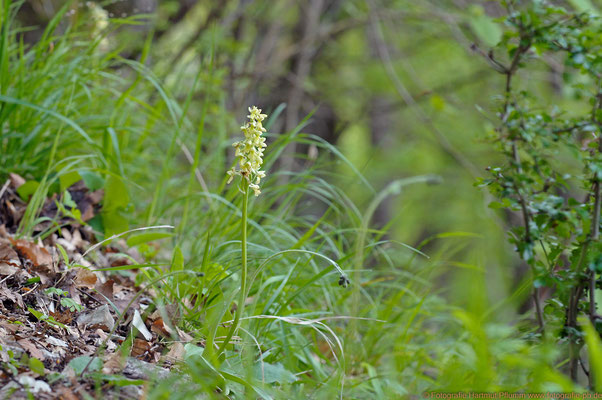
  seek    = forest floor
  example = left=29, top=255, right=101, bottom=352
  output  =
left=0, top=174, right=185, bottom=399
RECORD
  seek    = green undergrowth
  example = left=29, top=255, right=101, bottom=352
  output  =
left=0, top=1, right=593, bottom=398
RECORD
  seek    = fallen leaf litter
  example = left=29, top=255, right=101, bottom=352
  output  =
left=0, top=174, right=187, bottom=399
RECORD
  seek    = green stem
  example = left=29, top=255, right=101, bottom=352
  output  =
left=217, top=182, right=249, bottom=356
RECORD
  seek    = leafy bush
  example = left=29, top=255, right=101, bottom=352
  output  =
left=478, top=0, right=602, bottom=389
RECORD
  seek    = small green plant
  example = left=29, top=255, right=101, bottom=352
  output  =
left=45, top=287, right=84, bottom=312
left=0, top=345, right=20, bottom=377
left=55, top=191, right=85, bottom=226
left=28, top=307, right=67, bottom=330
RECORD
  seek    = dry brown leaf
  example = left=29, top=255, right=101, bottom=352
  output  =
left=113, top=285, right=137, bottom=314
left=150, top=303, right=180, bottom=325
left=55, top=238, right=75, bottom=253
left=0, top=239, right=20, bottom=267
left=50, top=310, right=74, bottom=325
left=102, top=351, right=125, bottom=375
left=71, top=229, right=86, bottom=249
left=0, top=287, right=24, bottom=309
left=88, top=189, right=104, bottom=205
left=57, top=386, right=80, bottom=400
left=163, top=342, right=185, bottom=363
left=46, top=336, right=68, bottom=348
left=0, top=350, right=10, bottom=363
left=177, top=327, right=194, bottom=343
left=95, top=279, right=114, bottom=302
left=76, top=304, right=114, bottom=331
left=79, top=203, right=94, bottom=222
left=150, top=317, right=172, bottom=338
left=0, top=172, right=176, bottom=398
left=74, top=268, right=97, bottom=288
left=0, top=321, right=21, bottom=335
left=9, top=238, right=52, bottom=269
left=7, top=238, right=55, bottom=284
left=9, top=173, right=25, bottom=189
left=0, top=239, right=21, bottom=276
left=0, top=263, right=18, bottom=276
left=5, top=200, right=25, bottom=224
left=130, top=338, right=151, bottom=358
left=17, top=338, right=45, bottom=360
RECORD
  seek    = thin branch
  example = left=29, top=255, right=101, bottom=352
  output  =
left=366, top=0, right=481, bottom=178
left=494, top=23, right=544, bottom=332
left=470, top=43, right=508, bottom=74
left=580, top=356, right=591, bottom=377
left=589, top=89, right=602, bottom=327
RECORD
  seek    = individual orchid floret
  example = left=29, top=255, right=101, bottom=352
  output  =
left=227, top=106, right=268, bottom=196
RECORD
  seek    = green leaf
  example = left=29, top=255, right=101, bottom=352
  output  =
left=468, top=5, right=502, bottom=47
left=488, top=201, right=504, bottom=209
left=569, top=0, right=598, bottom=14
left=28, top=357, right=45, bottom=376
left=55, top=243, right=70, bottom=266
left=254, top=362, right=297, bottom=384
left=589, top=254, right=602, bottom=273
left=60, top=297, right=83, bottom=312
left=97, top=374, right=145, bottom=386
left=69, top=356, right=102, bottom=375
left=45, top=287, right=68, bottom=297
left=25, top=277, right=41, bottom=285
left=59, top=171, right=81, bottom=192
left=581, top=318, right=602, bottom=391
left=127, top=232, right=173, bottom=247
left=28, top=307, right=47, bottom=321
left=103, top=175, right=129, bottom=210
left=429, top=94, right=446, bottom=112
left=183, top=343, right=204, bottom=360
left=102, top=175, right=130, bottom=236
left=16, top=180, right=39, bottom=201
left=62, top=190, right=77, bottom=209
left=171, top=245, right=184, bottom=271
left=79, top=170, right=104, bottom=192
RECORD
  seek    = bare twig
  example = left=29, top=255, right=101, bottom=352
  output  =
left=470, top=43, right=508, bottom=74
left=0, top=179, right=9, bottom=201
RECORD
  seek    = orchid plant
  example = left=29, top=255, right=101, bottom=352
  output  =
left=219, top=106, right=268, bottom=354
